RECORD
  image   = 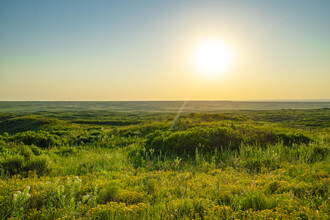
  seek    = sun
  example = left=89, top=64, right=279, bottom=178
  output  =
left=192, top=40, right=234, bottom=77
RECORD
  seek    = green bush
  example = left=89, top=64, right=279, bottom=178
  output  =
left=24, top=155, right=51, bottom=176
left=276, top=132, right=313, bottom=146
left=117, top=190, right=145, bottom=204
left=309, top=145, right=329, bottom=163
left=97, top=181, right=122, bottom=204
left=11, top=131, right=63, bottom=149
left=266, top=180, right=284, bottom=194
left=29, top=144, right=42, bottom=156
left=0, top=152, right=50, bottom=176
left=0, top=154, right=25, bottom=175
left=145, top=127, right=243, bottom=156
left=143, top=124, right=314, bottom=160
left=236, top=191, right=276, bottom=211
left=54, top=147, right=77, bottom=156
left=19, top=145, right=34, bottom=160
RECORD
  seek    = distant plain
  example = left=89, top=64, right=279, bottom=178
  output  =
left=0, top=101, right=329, bottom=112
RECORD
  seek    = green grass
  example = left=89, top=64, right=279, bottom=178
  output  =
left=0, top=109, right=329, bottom=219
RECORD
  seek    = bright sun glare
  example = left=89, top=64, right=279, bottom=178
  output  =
left=193, top=40, right=233, bottom=77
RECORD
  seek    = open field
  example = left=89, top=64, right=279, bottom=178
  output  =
left=0, top=101, right=329, bottom=113
left=0, top=105, right=329, bottom=219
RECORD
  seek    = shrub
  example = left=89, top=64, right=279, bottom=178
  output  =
left=0, top=153, right=50, bottom=176
left=29, top=144, right=42, bottom=156
left=11, top=131, right=63, bottom=149
left=117, top=190, right=145, bottom=204
left=0, top=155, right=25, bottom=175
left=19, top=145, right=34, bottom=160
left=97, top=182, right=122, bottom=204
left=145, top=127, right=243, bottom=156
left=308, top=145, right=329, bottom=163
left=144, top=126, right=313, bottom=159
left=54, top=147, right=77, bottom=157
left=24, top=155, right=51, bottom=176
left=276, top=132, right=313, bottom=146
left=266, top=180, right=284, bottom=194
left=75, top=130, right=107, bottom=144
left=236, top=191, right=276, bottom=211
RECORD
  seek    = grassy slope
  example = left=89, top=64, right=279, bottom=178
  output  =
left=0, top=115, right=78, bottom=135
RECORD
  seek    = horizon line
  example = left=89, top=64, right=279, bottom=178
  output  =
left=1, top=99, right=330, bottom=102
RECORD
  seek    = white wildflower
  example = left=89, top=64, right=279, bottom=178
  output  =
left=26, top=193, right=31, bottom=198
left=26, top=186, right=30, bottom=190
left=13, top=194, right=17, bottom=202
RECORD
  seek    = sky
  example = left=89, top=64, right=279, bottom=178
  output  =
left=0, top=0, right=329, bottom=101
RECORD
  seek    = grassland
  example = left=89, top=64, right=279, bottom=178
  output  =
left=0, top=101, right=329, bottom=112
left=0, top=107, right=329, bottom=219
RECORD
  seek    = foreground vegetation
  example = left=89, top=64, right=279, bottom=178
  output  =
left=0, top=108, right=329, bottom=219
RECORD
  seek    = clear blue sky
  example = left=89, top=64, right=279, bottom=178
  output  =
left=1, top=0, right=329, bottom=100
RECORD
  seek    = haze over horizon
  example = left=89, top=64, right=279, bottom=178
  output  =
left=1, top=0, right=330, bottom=101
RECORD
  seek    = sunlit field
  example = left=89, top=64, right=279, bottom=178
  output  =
left=1, top=0, right=330, bottom=219
left=0, top=106, right=329, bottom=219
